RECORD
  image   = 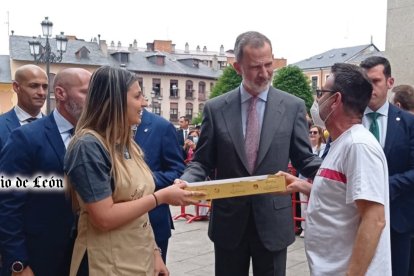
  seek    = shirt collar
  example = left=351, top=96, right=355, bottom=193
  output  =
left=14, top=105, right=42, bottom=123
left=364, top=101, right=389, bottom=117
left=240, top=84, right=269, bottom=104
left=53, top=109, right=74, bottom=134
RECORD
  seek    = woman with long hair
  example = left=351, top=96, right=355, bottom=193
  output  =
left=64, top=66, right=200, bottom=275
left=308, top=125, right=326, bottom=157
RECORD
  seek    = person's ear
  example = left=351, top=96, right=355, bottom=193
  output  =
left=331, top=92, right=342, bottom=108
left=54, top=86, right=66, bottom=101
left=387, top=77, right=395, bottom=90
left=233, top=62, right=243, bottom=76
left=12, top=81, right=20, bottom=94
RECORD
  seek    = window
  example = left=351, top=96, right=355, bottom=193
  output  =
left=138, top=77, right=143, bottom=93
left=198, top=81, right=206, bottom=100
left=311, top=76, right=318, bottom=92
left=152, top=79, right=161, bottom=98
left=170, top=102, right=178, bottom=122
left=186, top=80, right=194, bottom=99
left=199, top=103, right=204, bottom=113
left=186, top=103, right=193, bottom=120
left=152, top=102, right=161, bottom=116
left=170, top=80, right=179, bottom=98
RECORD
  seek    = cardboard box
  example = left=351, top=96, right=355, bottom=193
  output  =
left=185, top=175, right=286, bottom=200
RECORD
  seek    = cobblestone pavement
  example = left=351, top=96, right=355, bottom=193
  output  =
left=167, top=205, right=310, bottom=275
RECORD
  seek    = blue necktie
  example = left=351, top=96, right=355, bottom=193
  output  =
left=25, top=117, right=37, bottom=123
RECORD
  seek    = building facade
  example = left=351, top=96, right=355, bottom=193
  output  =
left=292, top=44, right=382, bottom=93
left=385, top=0, right=414, bottom=86
left=1, top=35, right=223, bottom=124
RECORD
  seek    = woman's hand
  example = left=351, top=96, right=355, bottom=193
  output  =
left=156, top=181, right=204, bottom=206
left=154, top=249, right=169, bottom=276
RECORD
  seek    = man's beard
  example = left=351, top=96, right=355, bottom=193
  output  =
left=65, top=100, right=82, bottom=120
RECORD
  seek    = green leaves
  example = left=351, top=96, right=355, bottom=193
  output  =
left=272, top=65, right=314, bottom=111
left=210, top=65, right=242, bottom=99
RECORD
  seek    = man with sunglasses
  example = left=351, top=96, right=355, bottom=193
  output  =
left=279, top=63, right=391, bottom=275
left=361, top=56, right=414, bottom=276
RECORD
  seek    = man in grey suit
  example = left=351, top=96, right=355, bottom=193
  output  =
left=177, top=31, right=322, bottom=276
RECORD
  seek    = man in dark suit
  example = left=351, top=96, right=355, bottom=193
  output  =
left=0, top=68, right=91, bottom=276
left=0, top=64, right=48, bottom=151
left=177, top=31, right=322, bottom=275
left=134, top=98, right=185, bottom=262
left=361, top=56, right=414, bottom=276
left=176, top=116, right=190, bottom=146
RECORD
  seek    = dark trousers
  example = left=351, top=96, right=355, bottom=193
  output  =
left=214, top=214, right=287, bottom=276
left=391, top=228, right=411, bottom=276
left=409, top=236, right=414, bottom=276
left=156, top=239, right=169, bottom=263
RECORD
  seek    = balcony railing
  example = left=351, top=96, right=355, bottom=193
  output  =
left=185, top=89, right=195, bottom=100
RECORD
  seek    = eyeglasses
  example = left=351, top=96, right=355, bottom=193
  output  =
left=309, top=131, right=318, bottom=135
left=316, top=89, right=336, bottom=98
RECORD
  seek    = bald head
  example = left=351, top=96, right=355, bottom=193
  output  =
left=13, top=64, right=48, bottom=116
left=54, top=68, right=92, bottom=126
left=14, top=64, right=47, bottom=83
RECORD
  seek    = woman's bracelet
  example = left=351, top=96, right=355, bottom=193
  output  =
left=154, top=247, right=162, bottom=254
left=152, top=193, right=159, bottom=207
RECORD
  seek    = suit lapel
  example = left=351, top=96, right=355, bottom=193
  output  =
left=256, top=88, right=285, bottom=169
left=44, top=115, right=66, bottom=167
left=384, top=104, right=400, bottom=156
left=222, top=89, right=250, bottom=171
left=136, top=110, right=152, bottom=147
left=6, top=110, right=20, bottom=131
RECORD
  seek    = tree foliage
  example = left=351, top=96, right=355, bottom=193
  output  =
left=191, top=111, right=203, bottom=126
left=210, top=65, right=242, bottom=99
left=272, top=65, right=314, bottom=111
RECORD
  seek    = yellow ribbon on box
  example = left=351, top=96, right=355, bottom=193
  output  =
left=185, top=175, right=286, bottom=200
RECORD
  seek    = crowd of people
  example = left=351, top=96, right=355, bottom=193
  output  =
left=0, top=31, right=413, bottom=276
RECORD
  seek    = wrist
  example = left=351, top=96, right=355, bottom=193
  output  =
left=154, top=190, right=165, bottom=205
left=154, top=247, right=162, bottom=255
left=152, top=193, right=159, bottom=207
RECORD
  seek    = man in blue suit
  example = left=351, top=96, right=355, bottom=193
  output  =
left=0, top=64, right=48, bottom=151
left=0, top=68, right=91, bottom=276
left=134, top=98, right=185, bottom=262
left=361, top=56, right=414, bottom=276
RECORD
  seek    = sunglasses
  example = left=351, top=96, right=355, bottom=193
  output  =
left=309, top=131, right=319, bottom=135
left=316, top=89, right=336, bottom=98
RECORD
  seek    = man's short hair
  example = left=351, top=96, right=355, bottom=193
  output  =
left=179, top=116, right=190, bottom=123
left=234, top=31, right=272, bottom=62
left=331, top=63, right=373, bottom=117
left=392, top=84, right=414, bottom=112
left=360, top=56, right=392, bottom=78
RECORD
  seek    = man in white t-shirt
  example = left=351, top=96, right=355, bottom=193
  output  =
left=278, top=63, right=391, bottom=275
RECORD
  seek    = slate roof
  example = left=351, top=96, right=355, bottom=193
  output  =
left=10, top=35, right=113, bottom=66
left=0, top=55, right=12, bottom=83
left=292, top=44, right=381, bottom=69
left=9, top=35, right=221, bottom=80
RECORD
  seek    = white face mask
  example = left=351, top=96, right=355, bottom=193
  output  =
left=310, top=100, right=326, bottom=129
left=193, top=137, right=199, bottom=144
left=310, top=94, right=336, bottom=129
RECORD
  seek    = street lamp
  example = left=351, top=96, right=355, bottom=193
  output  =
left=28, top=17, right=68, bottom=114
